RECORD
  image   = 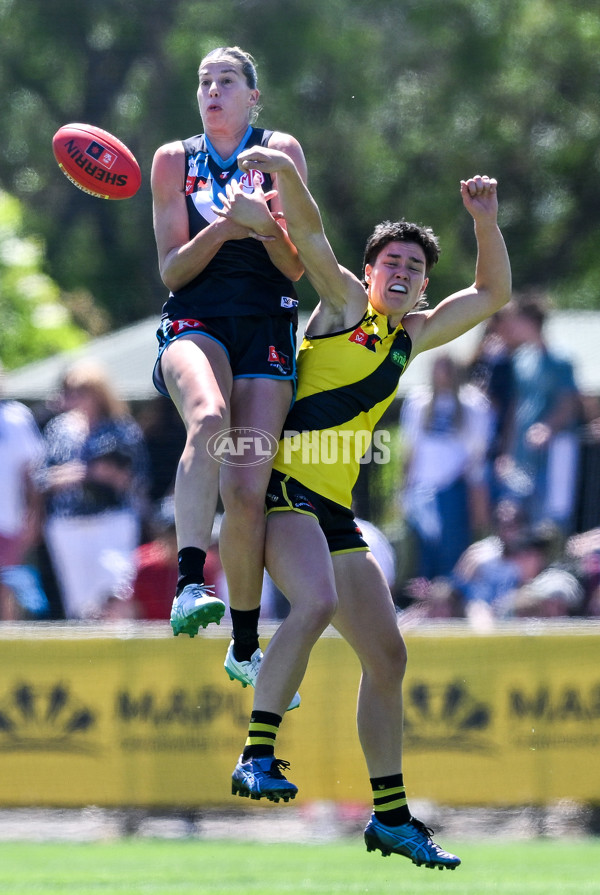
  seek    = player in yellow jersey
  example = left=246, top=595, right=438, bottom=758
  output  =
left=221, top=147, right=511, bottom=869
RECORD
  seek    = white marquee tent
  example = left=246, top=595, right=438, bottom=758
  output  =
left=3, top=310, right=600, bottom=404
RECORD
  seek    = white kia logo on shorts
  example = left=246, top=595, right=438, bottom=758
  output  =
left=206, top=427, right=279, bottom=466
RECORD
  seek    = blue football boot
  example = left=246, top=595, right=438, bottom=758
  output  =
left=231, top=755, right=298, bottom=803
left=364, top=814, right=461, bottom=870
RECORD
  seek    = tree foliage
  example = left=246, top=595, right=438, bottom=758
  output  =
left=1, top=0, right=600, bottom=366
left=0, top=189, right=88, bottom=367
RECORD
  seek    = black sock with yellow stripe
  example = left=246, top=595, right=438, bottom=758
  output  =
left=242, top=711, right=282, bottom=761
left=370, top=773, right=411, bottom=827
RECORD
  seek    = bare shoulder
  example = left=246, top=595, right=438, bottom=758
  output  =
left=151, top=141, right=185, bottom=193
left=153, top=140, right=184, bottom=163
left=304, top=265, right=368, bottom=332
left=152, top=141, right=185, bottom=175
left=306, top=299, right=364, bottom=338
left=267, top=130, right=302, bottom=151
left=266, top=131, right=306, bottom=175
left=400, top=310, right=428, bottom=349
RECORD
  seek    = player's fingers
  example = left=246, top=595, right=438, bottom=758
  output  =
left=239, top=153, right=265, bottom=169
left=466, top=175, right=484, bottom=196
left=460, top=176, right=482, bottom=195
left=248, top=231, right=276, bottom=242
left=251, top=173, right=265, bottom=193
left=473, top=176, right=498, bottom=196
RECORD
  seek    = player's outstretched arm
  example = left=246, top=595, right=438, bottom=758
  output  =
left=461, top=174, right=511, bottom=311
left=237, top=147, right=367, bottom=320
left=408, top=174, right=511, bottom=355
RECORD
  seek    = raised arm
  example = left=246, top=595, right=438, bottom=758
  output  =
left=405, top=175, right=512, bottom=356
left=261, top=132, right=307, bottom=281
left=236, top=146, right=368, bottom=326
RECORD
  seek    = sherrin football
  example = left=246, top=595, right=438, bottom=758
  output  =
left=52, top=123, right=141, bottom=199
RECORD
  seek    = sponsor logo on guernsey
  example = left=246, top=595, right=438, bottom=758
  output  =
left=349, top=326, right=380, bottom=351
left=186, top=175, right=209, bottom=195
left=349, top=326, right=368, bottom=346
left=293, top=494, right=316, bottom=511
left=171, top=319, right=203, bottom=335
left=268, top=346, right=290, bottom=374
left=391, top=348, right=407, bottom=367
left=186, top=151, right=210, bottom=195
left=281, top=296, right=298, bottom=309
left=239, top=169, right=265, bottom=191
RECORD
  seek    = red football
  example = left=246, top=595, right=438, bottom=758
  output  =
left=52, top=123, right=141, bottom=200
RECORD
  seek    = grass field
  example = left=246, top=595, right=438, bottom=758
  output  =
left=0, top=838, right=598, bottom=895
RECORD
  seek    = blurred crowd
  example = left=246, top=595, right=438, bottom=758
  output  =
left=0, top=357, right=181, bottom=622
left=2, top=291, right=600, bottom=625
left=396, top=290, right=600, bottom=624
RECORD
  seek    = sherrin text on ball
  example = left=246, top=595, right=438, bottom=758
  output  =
left=52, top=123, right=141, bottom=199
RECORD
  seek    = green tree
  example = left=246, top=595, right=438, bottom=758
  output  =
left=1, top=0, right=600, bottom=350
left=0, top=189, right=87, bottom=368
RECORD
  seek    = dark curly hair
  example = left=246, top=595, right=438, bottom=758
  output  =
left=362, top=220, right=441, bottom=276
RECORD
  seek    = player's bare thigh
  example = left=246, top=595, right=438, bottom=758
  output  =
left=160, top=333, right=233, bottom=427
left=230, top=375, right=293, bottom=437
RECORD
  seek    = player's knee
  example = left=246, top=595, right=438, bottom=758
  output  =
left=187, top=406, right=228, bottom=448
left=373, top=634, right=407, bottom=685
left=293, top=587, right=337, bottom=636
left=311, top=589, right=338, bottom=630
left=393, top=637, right=408, bottom=680
left=220, top=473, right=268, bottom=515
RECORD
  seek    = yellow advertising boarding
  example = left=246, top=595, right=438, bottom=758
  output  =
left=0, top=624, right=598, bottom=808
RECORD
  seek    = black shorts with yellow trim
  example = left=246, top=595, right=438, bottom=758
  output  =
left=265, top=470, right=369, bottom=556
left=153, top=313, right=297, bottom=398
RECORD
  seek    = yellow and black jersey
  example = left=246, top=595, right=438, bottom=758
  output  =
left=273, top=305, right=412, bottom=507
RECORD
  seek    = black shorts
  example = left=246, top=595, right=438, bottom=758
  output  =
left=265, top=470, right=369, bottom=555
left=153, top=313, right=297, bottom=398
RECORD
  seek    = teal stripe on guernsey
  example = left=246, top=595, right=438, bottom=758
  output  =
left=285, top=327, right=411, bottom=432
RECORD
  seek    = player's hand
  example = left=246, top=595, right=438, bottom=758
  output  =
left=213, top=176, right=280, bottom=239
left=460, top=174, right=498, bottom=221
left=237, top=146, right=295, bottom=174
